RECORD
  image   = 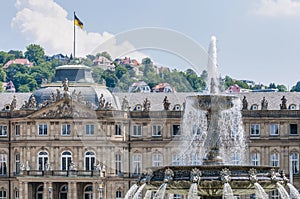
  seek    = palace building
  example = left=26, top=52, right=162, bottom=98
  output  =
left=0, top=64, right=300, bottom=199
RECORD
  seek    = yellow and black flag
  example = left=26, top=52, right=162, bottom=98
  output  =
left=74, top=13, right=83, bottom=29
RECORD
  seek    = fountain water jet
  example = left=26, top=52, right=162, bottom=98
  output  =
left=125, top=36, right=299, bottom=198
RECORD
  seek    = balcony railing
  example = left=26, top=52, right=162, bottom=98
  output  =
left=18, top=170, right=102, bottom=177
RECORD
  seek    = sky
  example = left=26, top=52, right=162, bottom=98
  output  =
left=1, top=0, right=300, bottom=89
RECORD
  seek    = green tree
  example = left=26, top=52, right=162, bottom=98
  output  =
left=18, top=84, right=30, bottom=92
left=25, top=44, right=45, bottom=65
left=8, top=50, right=24, bottom=59
left=269, top=83, right=276, bottom=89
left=13, top=73, right=38, bottom=91
left=115, top=64, right=128, bottom=79
left=277, top=84, right=287, bottom=92
left=5, top=64, right=29, bottom=81
left=0, top=51, right=14, bottom=64
left=0, top=68, right=6, bottom=82
left=96, top=51, right=112, bottom=61
left=291, top=81, right=300, bottom=92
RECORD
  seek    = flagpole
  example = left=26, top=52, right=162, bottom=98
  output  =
left=73, top=11, right=76, bottom=59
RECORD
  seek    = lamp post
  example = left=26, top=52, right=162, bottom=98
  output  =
left=48, top=187, right=53, bottom=199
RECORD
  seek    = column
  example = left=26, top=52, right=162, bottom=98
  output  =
left=24, top=182, right=28, bottom=199
left=68, top=182, right=78, bottom=199
left=19, top=182, right=24, bottom=199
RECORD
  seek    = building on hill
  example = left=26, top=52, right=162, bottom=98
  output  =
left=3, top=80, right=16, bottom=92
left=152, top=82, right=175, bottom=93
left=225, top=84, right=241, bottom=93
left=92, top=56, right=114, bottom=70
left=128, top=81, right=151, bottom=93
left=1, top=64, right=300, bottom=198
left=3, top=58, right=33, bottom=69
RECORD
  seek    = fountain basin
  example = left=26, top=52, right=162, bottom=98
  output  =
left=187, top=95, right=238, bottom=111
left=142, top=165, right=283, bottom=196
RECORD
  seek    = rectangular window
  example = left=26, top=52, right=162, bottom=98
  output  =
left=0, top=190, right=7, bottom=199
left=116, top=191, right=122, bottom=199
left=38, top=124, right=48, bottom=135
left=85, top=124, right=95, bottom=135
left=290, top=124, right=298, bottom=135
left=270, top=153, right=280, bottom=167
left=115, top=154, right=122, bottom=175
left=270, top=124, right=279, bottom=136
left=250, top=153, right=260, bottom=166
left=250, top=124, right=260, bottom=136
left=15, top=125, right=20, bottom=136
left=15, top=190, right=19, bottom=199
left=0, top=126, right=7, bottom=136
left=172, top=125, right=181, bottom=136
left=61, top=124, right=71, bottom=136
left=132, top=125, right=142, bottom=136
left=133, top=154, right=142, bottom=175
left=192, top=153, right=201, bottom=165
left=152, top=125, right=162, bottom=136
left=115, top=124, right=122, bottom=136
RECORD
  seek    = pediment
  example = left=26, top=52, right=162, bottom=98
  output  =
left=27, top=98, right=97, bottom=119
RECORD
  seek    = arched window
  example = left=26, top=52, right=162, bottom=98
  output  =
left=15, top=153, right=20, bottom=175
left=59, top=185, right=68, bottom=199
left=270, top=152, right=280, bottom=167
left=0, top=189, right=6, bottom=199
left=37, top=151, right=48, bottom=171
left=231, top=152, right=240, bottom=165
left=116, top=190, right=122, bottom=199
left=61, top=151, right=72, bottom=171
left=84, top=185, right=93, bottom=199
left=36, top=185, right=43, bottom=199
left=115, top=153, right=122, bottom=175
left=0, top=154, right=7, bottom=175
left=250, top=152, right=260, bottom=166
left=152, top=152, right=162, bottom=167
left=171, top=154, right=180, bottom=166
left=290, top=152, right=299, bottom=174
left=191, top=153, right=201, bottom=165
left=84, top=151, right=95, bottom=171
left=133, top=153, right=142, bottom=175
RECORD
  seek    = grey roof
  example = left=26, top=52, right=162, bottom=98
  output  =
left=1, top=91, right=300, bottom=111
left=0, top=93, right=32, bottom=110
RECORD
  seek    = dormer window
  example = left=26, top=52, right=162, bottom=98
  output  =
left=250, top=104, right=258, bottom=110
left=289, top=104, right=297, bottom=110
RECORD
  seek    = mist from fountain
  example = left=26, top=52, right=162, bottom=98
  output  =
left=253, top=182, right=268, bottom=199
left=287, top=183, right=300, bottom=198
left=223, top=183, right=234, bottom=199
left=153, top=183, right=167, bottom=199
left=144, top=190, right=152, bottom=199
left=125, top=36, right=300, bottom=199
left=124, top=183, right=139, bottom=199
left=133, top=183, right=146, bottom=199
left=276, top=182, right=289, bottom=199
left=188, top=183, right=198, bottom=199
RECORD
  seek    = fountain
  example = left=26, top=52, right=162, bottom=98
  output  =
left=125, top=36, right=300, bottom=199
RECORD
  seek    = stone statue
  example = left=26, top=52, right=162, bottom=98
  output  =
left=163, top=96, right=171, bottom=111
left=143, top=98, right=151, bottom=111
left=56, top=89, right=61, bottom=101
left=20, top=163, right=25, bottom=171
left=261, top=97, right=268, bottom=110
left=63, top=78, right=69, bottom=92
left=242, top=96, right=248, bottom=110
left=121, top=96, right=129, bottom=110
left=45, top=161, right=51, bottom=171
left=10, top=95, right=17, bottom=111
left=69, top=161, right=77, bottom=171
left=104, top=101, right=112, bottom=110
left=280, top=96, right=287, bottom=110
left=25, top=161, right=30, bottom=171
left=98, top=94, right=105, bottom=109
left=50, top=92, right=56, bottom=103
left=77, top=91, right=84, bottom=102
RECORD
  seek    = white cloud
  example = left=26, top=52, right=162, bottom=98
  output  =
left=11, top=0, right=146, bottom=60
left=253, top=0, right=300, bottom=17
